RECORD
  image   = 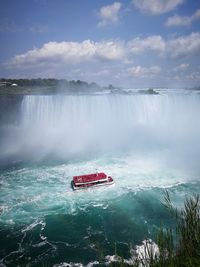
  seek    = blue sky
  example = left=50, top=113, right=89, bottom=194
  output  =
left=0, top=0, right=200, bottom=88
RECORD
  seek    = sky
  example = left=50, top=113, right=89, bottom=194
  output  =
left=0, top=0, right=200, bottom=88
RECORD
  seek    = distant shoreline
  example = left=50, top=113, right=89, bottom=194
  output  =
left=0, top=78, right=199, bottom=95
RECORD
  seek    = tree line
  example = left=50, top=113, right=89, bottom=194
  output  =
left=0, top=78, right=100, bottom=89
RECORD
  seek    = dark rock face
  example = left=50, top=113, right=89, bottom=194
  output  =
left=0, top=95, right=23, bottom=125
left=139, top=88, right=159, bottom=95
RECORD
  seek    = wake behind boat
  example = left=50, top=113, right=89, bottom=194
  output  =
left=71, top=172, right=114, bottom=190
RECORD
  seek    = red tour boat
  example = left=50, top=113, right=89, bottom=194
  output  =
left=71, top=172, right=114, bottom=190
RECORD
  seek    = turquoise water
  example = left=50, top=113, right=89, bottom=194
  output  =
left=0, top=90, right=200, bottom=266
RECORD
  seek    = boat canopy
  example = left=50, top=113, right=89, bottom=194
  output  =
left=73, top=172, right=107, bottom=184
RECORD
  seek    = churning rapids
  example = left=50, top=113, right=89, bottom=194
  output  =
left=0, top=89, right=200, bottom=266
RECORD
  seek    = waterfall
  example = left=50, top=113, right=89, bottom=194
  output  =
left=1, top=93, right=200, bottom=164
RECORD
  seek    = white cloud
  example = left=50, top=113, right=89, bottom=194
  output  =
left=7, top=40, right=125, bottom=68
left=8, top=41, right=94, bottom=67
left=95, top=41, right=125, bottom=60
left=168, top=32, right=200, bottom=58
left=128, top=35, right=166, bottom=54
left=133, top=0, right=184, bottom=15
left=127, top=33, right=200, bottom=59
left=186, top=71, right=200, bottom=81
left=165, top=9, right=200, bottom=27
left=98, top=2, right=122, bottom=27
left=127, top=65, right=161, bottom=77
left=4, top=32, right=200, bottom=88
left=173, top=63, right=189, bottom=71
left=166, top=15, right=191, bottom=27
left=6, top=32, right=200, bottom=71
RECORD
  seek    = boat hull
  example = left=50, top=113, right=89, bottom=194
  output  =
left=71, top=180, right=114, bottom=190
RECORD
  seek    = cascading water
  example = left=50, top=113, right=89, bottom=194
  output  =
left=0, top=90, right=200, bottom=266
left=2, top=93, right=200, bottom=163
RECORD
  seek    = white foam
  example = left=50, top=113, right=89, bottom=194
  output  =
left=133, top=239, right=159, bottom=266
left=54, top=261, right=99, bottom=267
left=86, top=261, right=99, bottom=267
left=54, top=262, right=84, bottom=267
left=0, top=150, right=195, bottom=225
left=0, top=205, right=9, bottom=213
left=21, top=219, right=46, bottom=232
left=105, top=239, right=159, bottom=267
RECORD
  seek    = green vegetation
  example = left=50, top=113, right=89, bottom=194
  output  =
left=0, top=78, right=60, bottom=87
left=0, top=78, right=98, bottom=88
left=160, top=192, right=200, bottom=267
left=111, top=192, right=200, bottom=267
left=0, top=79, right=162, bottom=95
left=0, top=78, right=102, bottom=95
